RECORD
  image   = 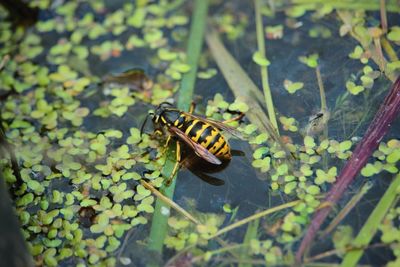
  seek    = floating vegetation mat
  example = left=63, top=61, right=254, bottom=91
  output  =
left=0, top=0, right=400, bottom=266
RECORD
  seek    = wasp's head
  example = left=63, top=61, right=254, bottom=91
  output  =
left=140, top=102, right=175, bottom=137
left=152, top=102, right=174, bottom=124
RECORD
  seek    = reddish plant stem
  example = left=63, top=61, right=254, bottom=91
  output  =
left=296, top=76, right=400, bottom=263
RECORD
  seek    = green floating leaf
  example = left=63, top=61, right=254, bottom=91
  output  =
left=284, top=181, right=297, bottom=194
left=387, top=149, right=400, bottom=164
left=170, top=61, right=191, bottom=73
left=333, top=225, right=354, bottom=252
left=127, top=128, right=141, bottom=144
left=243, top=124, right=258, bottom=135
left=349, top=45, right=363, bottom=59
left=144, top=28, right=163, bottom=43
left=309, top=25, right=331, bottom=39
left=279, top=116, right=298, bottom=132
left=304, top=136, right=316, bottom=148
left=252, top=51, right=270, bottom=67
left=126, top=35, right=146, bottom=50
left=223, top=204, right=232, bottom=213
left=286, top=6, right=306, bottom=18
left=339, top=140, right=352, bottom=152
left=315, top=167, right=337, bottom=184
left=229, top=99, right=249, bottom=112
left=265, top=25, right=283, bottom=39
left=277, top=163, right=289, bottom=175
left=198, top=68, right=217, bottom=79
left=16, top=193, right=34, bottom=206
left=136, top=185, right=151, bottom=197
left=306, top=185, right=320, bottom=195
left=158, top=48, right=178, bottom=61
left=253, top=147, right=269, bottom=159
left=283, top=80, right=304, bottom=94
left=81, top=199, right=97, bottom=207
left=250, top=133, right=269, bottom=144
left=299, top=53, right=319, bottom=68
left=127, top=8, right=147, bottom=28
left=346, top=81, right=364, bottom=95
left=387, top=26, right=400, bottom=42
left=27, top=179, right=45, bottom=193
left=252, top=157, right=271, bottom=173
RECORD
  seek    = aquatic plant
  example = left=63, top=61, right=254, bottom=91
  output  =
left=1, top=0, right=400, bottom=266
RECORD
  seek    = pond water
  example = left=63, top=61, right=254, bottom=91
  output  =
left=0, top=0, right=400, bottom=266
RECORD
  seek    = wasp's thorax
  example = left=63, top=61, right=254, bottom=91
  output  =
left=153, top=106, right=181, bottom=126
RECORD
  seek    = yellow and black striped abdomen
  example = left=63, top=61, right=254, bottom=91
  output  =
left=174, top=113, right=231, bottom=160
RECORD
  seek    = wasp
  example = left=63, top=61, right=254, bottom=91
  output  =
left=141, top=102, right=244, bottom=184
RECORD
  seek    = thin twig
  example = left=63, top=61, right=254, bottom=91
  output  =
left=206, top=200, right=301, bottom=240
left=141, top=180, right=200, bottom=225
left=304, top=243, right=387, bottom=263
left=164, top=245, right=196, bottom=267
left=192, top=243, right=249, bottom=263
left=373, top=35, right=385, bottom=72
left=116, top=228, right=135, bottom=260
left=380, top=0, right=388, bottom=33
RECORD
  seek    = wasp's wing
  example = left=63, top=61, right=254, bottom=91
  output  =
left=169, top=126, right=222, bottom=165
left=181, top=112, right=244, bottom=139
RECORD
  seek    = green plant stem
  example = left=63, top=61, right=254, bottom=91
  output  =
left=291, top=0, right=400, bottom=12
left=147, top=0, right=209, bottom=257
left=239, top=219, right=259, bottom=267
left=254, top=0, right=279, bottom=133
left=379, top=0, right=388, bottom=33
left=147, top=157, right=177, bottom=255
left=207, top=200, right=301, bottom=240
left=340, top=173, right=400, bottom=267
left=381, top=37, right=399, bottom=62
left=316, top=67, right=327, bottom=113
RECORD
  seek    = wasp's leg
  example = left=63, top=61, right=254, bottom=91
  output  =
left=222, top=113, right=245, bottom=124
left=189, top=102, right=196, bottom=114
left=165, top=141, right=181, bottom=186
left=163, top=135, right=172, bottom=149
left=155, top=134, right=172, bottom=158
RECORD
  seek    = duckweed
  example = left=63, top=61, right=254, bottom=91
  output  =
left=252, top=51, right=270, bottom=67
left=1, top=1, right=400, bottom=266
left=298, top=53, right=319, bottom=68
left=283, top=80, right=304, bottom=94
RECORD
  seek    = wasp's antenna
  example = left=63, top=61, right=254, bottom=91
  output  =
left=140, top=112, right=154, bottom=138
